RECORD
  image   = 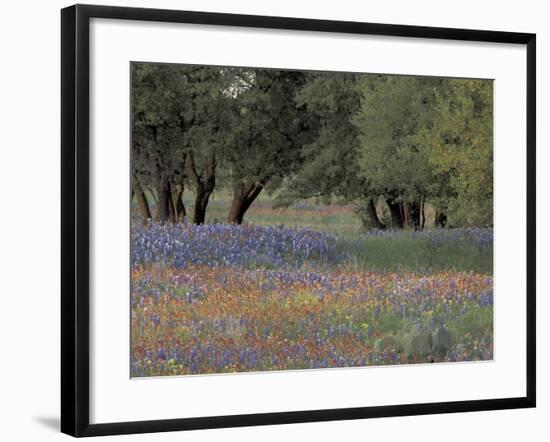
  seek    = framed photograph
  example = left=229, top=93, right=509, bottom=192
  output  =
left=61, top=4, right=536, bottom=437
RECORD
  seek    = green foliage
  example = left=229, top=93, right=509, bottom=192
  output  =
left=420, top=80, right=493, bottom=226
left=131, top=62, right=493, bottom=228
left=446, top=305, right=493, bottom=341
left=352, top=75, right=493, bottom=227
left=223, top=68, right=313, bottom=190
left=274, top=72, right=364, bottom=207
left=376, top=311, right=405, bottom=335
left=353, top=75, right=439, bottom=203
left=432, top=326, right=452, bottom=357
left=131, top=63, right=187, bottom=186
left=131, top=63, right=230, bottom=191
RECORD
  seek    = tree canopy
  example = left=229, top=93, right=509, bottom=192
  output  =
left=131, top=62, right=493, bottom=229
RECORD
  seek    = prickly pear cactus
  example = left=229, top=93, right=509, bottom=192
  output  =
left=374, top=335, right=397, bottom=353
left=432, top=326, right=452, bottom=357
left=406, top=327, right=433, bottom=358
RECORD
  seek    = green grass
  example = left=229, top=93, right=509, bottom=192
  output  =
left=339, top=235, right=493, bottom=274
left=188, top=192, right=363, bottom=235
left=134, top=191, right=492, bottom=275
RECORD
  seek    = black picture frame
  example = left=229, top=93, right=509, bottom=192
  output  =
left=61, top=3, right=536, bottom=437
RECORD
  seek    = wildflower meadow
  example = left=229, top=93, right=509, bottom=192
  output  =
left=130, top=63, right=493, bottom=377
left=131, top=215, right=493, bottom=377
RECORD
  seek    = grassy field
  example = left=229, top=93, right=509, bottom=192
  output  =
left=135, top=192, right=492, bottom=274
left=130, top=195, right=493, bottom=377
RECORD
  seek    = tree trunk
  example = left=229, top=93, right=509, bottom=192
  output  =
left=154, top=172, right=170, bottom=223
left=420, top=197, right=426, bottom=230
left=366, top=197, right=386, bottom=230
left=167, top=182, right=176, bottom=223
left=185, top=150, right=216, bottom=225
left=193, top=190, right=210, bottom=224
left=171, top=184, right=186, bottom=223
left=386, top=198, right=403, bottom=229
left=407, top=201, right=421, bottom=230
left=401, top=202, right=409, bottom=228
left=132, top=174, right=151, bottom=226
left=228, top=179, right=266, bottom=224
left=435, top=210, right=447, bottom=228
left=228, top=192, right=245, bottom=225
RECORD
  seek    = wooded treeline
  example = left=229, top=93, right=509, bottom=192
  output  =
left=132, top=62, right=493, bottom=229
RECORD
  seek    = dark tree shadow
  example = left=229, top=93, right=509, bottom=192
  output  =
left=34, top=416, right=59, bottom=432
